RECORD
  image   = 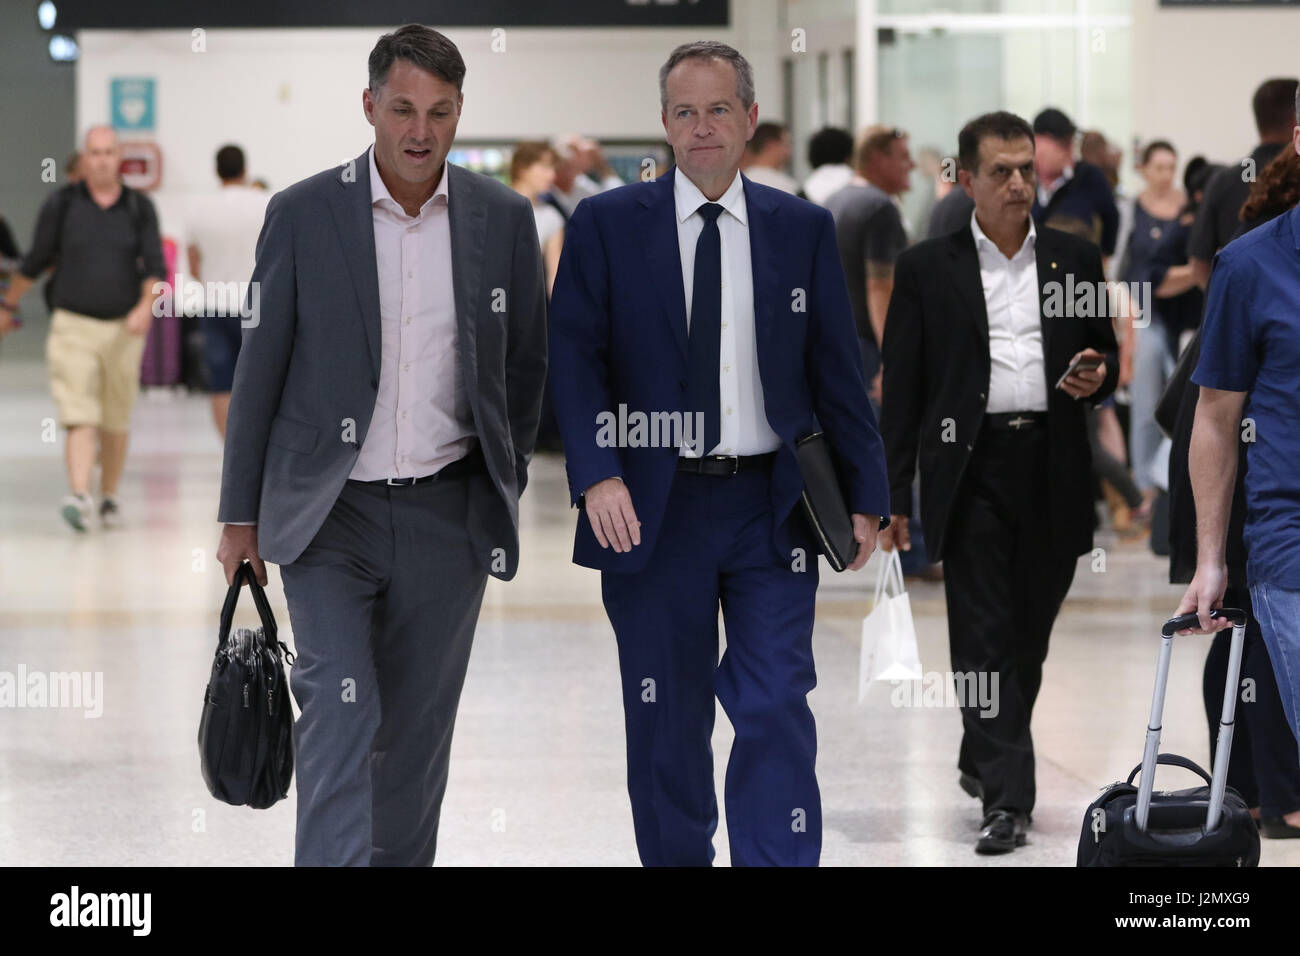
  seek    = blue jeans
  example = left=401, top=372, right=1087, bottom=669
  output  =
left=1249, top=581, right=1300, bottom=757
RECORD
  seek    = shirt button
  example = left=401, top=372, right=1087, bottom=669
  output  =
left=401, top=410, right=407, bottom=419
left=723, top=364, right=731, bottom=372
left=405, top=317, right=412, bottom=325
left=407, top=271, right=413, bottom=278
left=403, top=363, right=410, bottom=372
left=721, top=321, right=728, bottom=329
left=726, top=407, right=733, bottom=416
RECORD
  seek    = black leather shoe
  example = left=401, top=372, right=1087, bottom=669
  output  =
left=959, top=773, right=983, bottom=801
left=975, top=810, right=1028, bottom=854
left=1261, top=818, right=1300, bottom=839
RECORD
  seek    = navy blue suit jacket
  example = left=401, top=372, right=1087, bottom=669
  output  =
left=548, top=166, right=890, bottom=573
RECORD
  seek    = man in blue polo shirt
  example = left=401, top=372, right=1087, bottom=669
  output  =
left=1177, top=91, right=1300, bottom=752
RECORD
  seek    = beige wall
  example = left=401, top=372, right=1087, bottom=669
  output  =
left=1132, top=0, right=1299, bottom=170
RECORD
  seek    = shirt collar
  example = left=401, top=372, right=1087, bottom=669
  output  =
left=368, top=143, right=448, bottom=216
left=674, top=167, right=747, bottom=226
left=970, top=208, right=1036, bottom=257
left=1037, top=164, right=1073, bottom=205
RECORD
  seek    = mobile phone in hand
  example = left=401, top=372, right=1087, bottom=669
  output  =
left=1055, top=354, right=1102, bottom=390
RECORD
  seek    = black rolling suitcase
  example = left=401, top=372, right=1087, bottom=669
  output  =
left=1077, top=608, right=1260, bottom=866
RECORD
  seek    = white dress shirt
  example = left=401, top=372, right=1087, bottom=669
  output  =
left=1036, top=164, right=1074, bottom=209
left=350, top=144, right=475, bottom=481
left=970, top=210, right=1048, bottom=414
left=674, top=170, right=781, bottom=457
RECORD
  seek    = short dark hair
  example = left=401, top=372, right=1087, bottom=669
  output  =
left=749, top=121, right=788, bottom=155
left=958, top=111, right=1034, bottom=175
left=659, top=40, right=755, bottom=111
left=368, top=23, right=466, bottom=94
left=1253, top=78, right=1300, bottom=136
left=808, top=127, right=853, bottom=169
left=1140, top=139, right=1176, bottom=166
left=1032, top=107, right=1076, bottom=141
left=216, top=144, right=245, bottom=180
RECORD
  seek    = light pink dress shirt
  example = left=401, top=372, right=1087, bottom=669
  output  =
left=349, top=144, right=475, bottom=481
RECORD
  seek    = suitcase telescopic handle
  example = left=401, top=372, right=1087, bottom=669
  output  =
left=1136, top=608, right=1247, bottom=834
left=1160, top=607, right=1247, bottom=636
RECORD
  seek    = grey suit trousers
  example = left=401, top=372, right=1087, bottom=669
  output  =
left=279, top=471, right=490, bottom=866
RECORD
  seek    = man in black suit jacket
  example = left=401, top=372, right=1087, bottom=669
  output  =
left=880, top=111, right=1118, bottom=855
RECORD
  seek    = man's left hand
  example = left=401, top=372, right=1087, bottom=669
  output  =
left=1058, top=348, right=1106, bottom=399
left=847, top=514, right=879, bottom=571
left=125, top=303, right=153, bottom=337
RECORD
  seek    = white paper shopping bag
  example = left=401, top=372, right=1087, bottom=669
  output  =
left=858, top=548, right=924, bottom=701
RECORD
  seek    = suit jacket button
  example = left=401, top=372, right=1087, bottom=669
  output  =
left=966, top=443, right=973, bottom=450
left=370, top=378, right=378, bottom=389
left=978, top=392, right=985, bottom=400
left=678, top=379, right=686, bottom=391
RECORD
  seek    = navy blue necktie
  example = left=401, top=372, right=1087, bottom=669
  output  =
left=685, top=202, right=723, bottom=457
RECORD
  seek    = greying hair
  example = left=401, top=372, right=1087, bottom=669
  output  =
left=368, top=23, right=466, bottom=93
left=658, top=41, right=754, bottom=111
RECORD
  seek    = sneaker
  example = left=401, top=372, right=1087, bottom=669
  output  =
left=99, top=496, right=122, bottom=528
left=60, top=493, right=94, bottom=532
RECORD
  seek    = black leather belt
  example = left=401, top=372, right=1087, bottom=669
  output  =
left=350, top=446, right=486, bottom=486
left=982, top=411, right=1049, bottom=432
left=676, top=452, right=777, bottom=476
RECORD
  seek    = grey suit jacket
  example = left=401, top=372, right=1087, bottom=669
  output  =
left=217, top=148, right=548, bottom=581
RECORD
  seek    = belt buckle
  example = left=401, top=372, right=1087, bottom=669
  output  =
left=386, top=476, right=409, bottom=486
left=1008, top=415, right=1032, bottom=430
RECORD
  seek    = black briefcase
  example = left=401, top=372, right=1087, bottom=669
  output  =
left=1077, top=608, right=1260, bottom=867
left=795, top=431, right=857, bottom=571
left=198, top=560, right=296, bottom=809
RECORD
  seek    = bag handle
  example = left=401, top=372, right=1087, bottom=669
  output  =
left=871, top=548, right=906, bottom=606
left=1126, top=753, right=1213, bottom=788
left=216, top=560, right=278, bottom=651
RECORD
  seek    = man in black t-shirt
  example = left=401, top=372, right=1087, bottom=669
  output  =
left=0, top=126, right=166, bottom=532
left=1188, top=77, right=1298, bottom=287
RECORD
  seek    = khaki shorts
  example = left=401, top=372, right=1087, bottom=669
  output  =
left=46, top=307, right=148, bottom=431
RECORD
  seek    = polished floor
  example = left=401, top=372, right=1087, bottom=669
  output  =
left=1, top=357, right=1297, bottom=867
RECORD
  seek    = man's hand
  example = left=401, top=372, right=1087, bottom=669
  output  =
left=869, top=368, right=883, bottom=406
left=125, top=302, right=153, bottom=337
left=846, top=514, right=879, bottom=570
left=217, top=524, right=268, bottom=586
left=1173, top=562, right=1232, bottom=634
left=1058, top=348, right=1107, bottom=399
left=584, top=477, right=640, bottom=553
left=878, top=514, right=910, bottom=552
left=0, top=307, right=18, bottom=338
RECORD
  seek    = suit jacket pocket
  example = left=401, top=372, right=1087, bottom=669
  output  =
left=267, top=413, right=319, bottom=455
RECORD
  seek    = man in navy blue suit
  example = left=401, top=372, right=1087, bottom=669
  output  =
left=548, top=40, right=889, bottom=866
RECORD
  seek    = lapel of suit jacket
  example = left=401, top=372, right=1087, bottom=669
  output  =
left=328, top=147, right=382, bottom=383
left=446, top=163, right=486, bottom=417
left=639, top=166, right=689, bottom=363
left=949, top=224, right=990, bottom=350
left=741, top=173, right=781, bottom=373
left=1033, top=226, right=1061, bottom=368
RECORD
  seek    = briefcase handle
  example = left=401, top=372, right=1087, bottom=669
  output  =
left=1126, top=753, right=1213, bottom=787
left=217, top=560, right=279, bottom=650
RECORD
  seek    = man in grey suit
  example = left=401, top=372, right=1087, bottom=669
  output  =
left=215, top=24, right=547, bottom=866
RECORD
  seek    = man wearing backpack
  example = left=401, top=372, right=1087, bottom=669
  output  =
left=0, top=125, right=166, bottom=531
